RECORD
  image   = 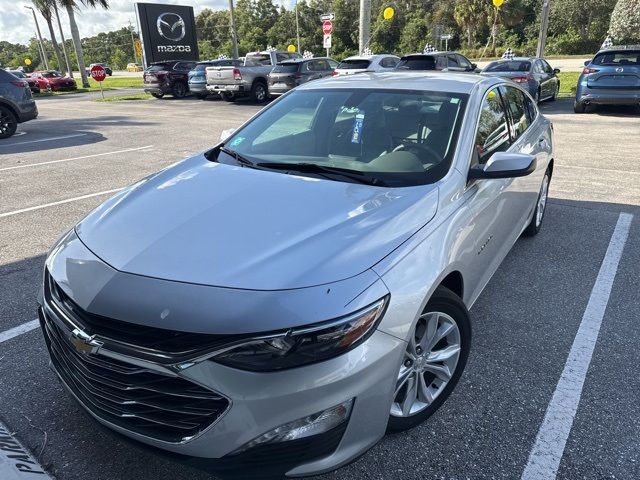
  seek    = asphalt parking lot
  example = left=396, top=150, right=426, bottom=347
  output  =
left=0, top=93, right=638, bottom=480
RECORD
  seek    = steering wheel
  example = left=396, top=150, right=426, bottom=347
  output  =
left=393, top=143, right=442, bottom=167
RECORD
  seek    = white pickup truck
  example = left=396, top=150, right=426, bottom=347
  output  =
left=206, top=50, right=301, bottom=103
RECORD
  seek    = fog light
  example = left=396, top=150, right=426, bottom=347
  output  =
left=233, top=399, right=353, bottom=454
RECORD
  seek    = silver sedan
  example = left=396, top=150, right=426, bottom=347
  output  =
left=39, top=72, right=553, bottom=478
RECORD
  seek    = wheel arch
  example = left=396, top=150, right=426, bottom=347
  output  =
left=438, top=270, right=464, bottom=300
left=0, top=101, right=19, bottom=121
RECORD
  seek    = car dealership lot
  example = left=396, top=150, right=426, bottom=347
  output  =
left=0, top=94, right=638, bottom=480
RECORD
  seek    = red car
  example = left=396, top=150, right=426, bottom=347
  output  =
left=31, top=71, right=77, bottom=92
left=8, top=71, right=40, bottom=94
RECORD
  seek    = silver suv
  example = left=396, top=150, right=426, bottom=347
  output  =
left=0, top=69, right=38, bottom=139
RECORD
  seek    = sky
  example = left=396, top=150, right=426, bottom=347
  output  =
left=2, top=0, right=294, bottom=46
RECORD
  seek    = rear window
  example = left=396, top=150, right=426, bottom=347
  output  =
left=396, top=56, right=437, bottom=70
left=337, top=59, right=371, bottom=70
left=146, top=64, right=170, bottom=72
left=194, top=63, right=211, bottom=71
left=272, top=64, right=299, bottom=73
left=484, top=60, right=532, bottom=72
left=246, top=54, right=272, bottom=66
left=592, top=51, right=640, bottom=66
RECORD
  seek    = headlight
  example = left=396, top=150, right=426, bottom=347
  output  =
left=212, top=296, right=388, bottom=371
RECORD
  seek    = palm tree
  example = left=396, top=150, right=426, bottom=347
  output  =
left=58, top=0, right=109, bottom=88
left=32, top=0, right=66, bottom=74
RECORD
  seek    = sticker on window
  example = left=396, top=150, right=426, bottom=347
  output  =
left=230, top=137, right=245, bottom=146
left=351, top=112, right=365, bottom=144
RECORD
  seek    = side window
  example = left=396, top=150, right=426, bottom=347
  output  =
left=542, top=60, right=553, bottom=73
left=275, top=53, right=288, bottom=63
left=328, top=59, right=339, bottom=69
left=447, top=55, right=460, bottom=68
left=456, top=54, right=472, bottom=70
left=316, top=59, right=329, bottom=71
left=474, top=88, right=512, bottom=164
left=436, top=56, right=447, bottom=70
left=533, top=61, right=545, bottom=74
left=523, top=93, right=538, bottom=123
left=500, top=86, right=531, bottom=141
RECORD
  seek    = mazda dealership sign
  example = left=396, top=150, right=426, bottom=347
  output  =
left=135, top=3, right=199, bottom=65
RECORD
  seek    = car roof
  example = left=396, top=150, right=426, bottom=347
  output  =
left=343, top=54, right=398, bottom=61
left=595, top=44, right=640, bottom=54
left=402, top=52, right=447, bottom=58
left=297, top=71, right=496, bottom=94
left=489, top=57, right=536, bottom=62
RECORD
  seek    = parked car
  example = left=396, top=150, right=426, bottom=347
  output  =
left=0, top=69, right=38, bottom=139
left=482, top=57, right=560, bottom=103
left=395, top=52, right=479, bottom=73
left=30, top=71, right=77, bottom=92
left=38, top=72, right=552, bottom=478
left=189, top=59, right=243, bottom=99
left=143, top=60, right=197, bottom=99
left=574, top=45, right=640, bottom=113
left=126, top=63, right=143, bottom=72
left=87, top=63, right=113, bottom=76
left=206, top=50, right=301, bottom=102
left=333, top=54, right=400, bottom=76
left=8, top=70, right=40, bottom=93
left=267, top=57, right=338, bottom=96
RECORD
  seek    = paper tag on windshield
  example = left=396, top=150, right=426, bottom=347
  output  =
left=351, top=112, right=365, bottom=144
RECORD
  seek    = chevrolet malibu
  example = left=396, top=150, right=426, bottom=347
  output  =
left=39, top=72, right=553, bottom=478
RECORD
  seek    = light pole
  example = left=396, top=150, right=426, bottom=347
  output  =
left=536, top=0, right=551, bottom=58
left=358, top=0, right=371, bottom=55
left=295, top=0, right=301, bottom=54
left=24, top=6, right=49, bottom=70
left=228, top=0, right=239, bottom=60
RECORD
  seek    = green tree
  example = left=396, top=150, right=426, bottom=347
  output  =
left=109, top=48, right=128, bottom=70
left=32, top=0, right=66, bottom=74
left=609, top=0, right=640, bottom=42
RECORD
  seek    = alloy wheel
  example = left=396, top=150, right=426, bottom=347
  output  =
left=391, top=311, right=461, bottom=418
left=536, top=174, right=550, bottom=227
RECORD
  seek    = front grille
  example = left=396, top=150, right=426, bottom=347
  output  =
left=44, top=270, right=244, bottom=361
left=41, top=310, right=230, bottom=443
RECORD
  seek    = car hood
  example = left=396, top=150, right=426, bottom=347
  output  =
left=76, top=154, right=438, bottom=290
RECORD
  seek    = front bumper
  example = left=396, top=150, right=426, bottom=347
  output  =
left=40, top=231, right=404, bottom=477
left=18, top=102, right=38, bottom=123
left=188, top=82, right=207, bottom=94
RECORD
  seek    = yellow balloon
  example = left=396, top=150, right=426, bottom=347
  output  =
left=493, top=0, right=504, bottom=8
left=383, top=7, right=394, bottom=20
left=24, top=58, right=32, bottom=66
left=287, top=44, right=296, bottom=53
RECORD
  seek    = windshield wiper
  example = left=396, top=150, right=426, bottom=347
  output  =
left=219, top=146, right=256, bottom=168
left=256, top=162, right=386, bottom=186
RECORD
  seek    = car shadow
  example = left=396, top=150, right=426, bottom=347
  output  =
left=539, top=97, right=639, bottom=117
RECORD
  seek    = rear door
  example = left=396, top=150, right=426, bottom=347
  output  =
left=587, top=50, right=640, bottom=90
left=532, top=60, right=547, bottom=97
left=539, top=59, right=556, bottom=97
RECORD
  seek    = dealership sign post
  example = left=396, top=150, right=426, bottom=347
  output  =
left=134, top=2, right=199, bottom=67
left=90, top=64, right=106, bottom=99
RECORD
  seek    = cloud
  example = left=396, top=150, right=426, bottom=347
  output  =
left=2, top=0, right=295, bottom=45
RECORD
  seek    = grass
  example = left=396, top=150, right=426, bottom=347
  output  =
left=557, top=71, right=581, bottom=97
left=94, top=93, right=152, bottom=102
left=88, top=76, right=143, bottom=89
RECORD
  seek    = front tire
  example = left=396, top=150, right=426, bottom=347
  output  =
left=387, top=286, right=471, bottom=432
left=573, top=101, right=586, bottom=113
left=0, top=106, right=18, bottom=139
left=523, top=169, right=551, bottom=237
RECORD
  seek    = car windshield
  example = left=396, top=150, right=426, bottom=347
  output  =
left=42, top=71, right=62, bottom=78
left=396, top=56, right=437, bottom=70
left=272, top=63, right=299, bottom=73
left=484, top=60, right=532, bottom=72
left=245, top=54, right=271, bottom=66
left=337, top=59, right=371, bottom=70
left=219, top=89, right=467, bottom=187
left=593, top=51, right=640, bottom=65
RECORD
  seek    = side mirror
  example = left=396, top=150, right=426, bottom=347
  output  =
left=584, top=60, right=590, bottom=66
left=220, top=128, right=236, bottom=141
left=468, top=152, right=536, bottom=180
left=553, top=68, right=560, bottom=74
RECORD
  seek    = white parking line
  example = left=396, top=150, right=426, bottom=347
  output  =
left=521, top=212, right=633, bottom=480
left=0, top=145, right=153, bottom=172
left=0, top=133, right=87, bottom=148
left=0, top=188, right=122, bottom=219
left=0, top=421, right=52, bottom=479
left=0, top=320, right=39, bottom=344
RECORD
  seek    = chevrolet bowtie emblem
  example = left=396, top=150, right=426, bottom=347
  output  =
left=69, top=328, right=102, bottom=355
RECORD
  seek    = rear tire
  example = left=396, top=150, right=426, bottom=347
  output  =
left=573, top=101, right=586, bottom=113
left=523, top=169, right=551, bottom=237
left=220, top=91, right=235, bottom=102
left=0, top=106, right=18, bottom=139
left=250, top=81, right=268, bottom=103
left=172, top=82, right=187, bottom=99
left=387, top=286, right=471, bottom=433
left=151, top=92, right=164, bottom=99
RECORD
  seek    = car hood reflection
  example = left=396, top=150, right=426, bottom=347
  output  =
left=76, top=154, right=439, bottom=290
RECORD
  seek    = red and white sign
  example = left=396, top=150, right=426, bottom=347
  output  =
left=90, top=65, right=106, bottom=82
left=322, top=20, right=333, bottom=35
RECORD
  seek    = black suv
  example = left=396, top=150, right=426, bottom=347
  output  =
left=395, top=52, right=479, bottom=73
left=0, top=69, right=38, bottom=139
left=143, top=60, right=198, bottom=99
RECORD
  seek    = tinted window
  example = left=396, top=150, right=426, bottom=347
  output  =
left=593, top=51, right=640, bottom=65
left=147, top=63, right=169, bottom=72
left=484, top=61, right=531, bottom=72
left=314, top=59, right=330, bottom=71
left=9, top=71, right=26, bottom=78
left=533, top=61, right=545, bottom=74
left=436, top=56, right=447, bottom=70
left=246, top=54, right=272, bottom=66
left=475, top=88, right=511, bottom=164
left=273, top=64, right=299, bottom=73
left=328, top=59, right=339, bottom=69
left=447, top=55, right=460, bottom=68
left=396, top=56, right=436, bottom=70
left=523, top=92, right=538, bottom=124
left=337, top=59, right=371, bottom=70
left=175, top=62, right=196, bottom=71
left=380, top=57, right=398, bottom=68
left=194, top=63, right=212, bottom=71
left=456, top=54, right=472, bottom=69
left=501, top=86, right=531, bottom=140
left=223, top=89, right=468, bottom=187
left=42, top=71, right=62, bottom=78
